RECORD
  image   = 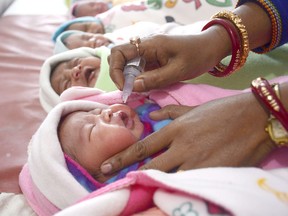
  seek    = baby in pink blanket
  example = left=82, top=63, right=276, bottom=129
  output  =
left=59, top=100, right=171, bottom=192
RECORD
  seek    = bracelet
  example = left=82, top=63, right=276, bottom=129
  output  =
left=251, top=77, right=288, bottom=147
left=213, top=10, right=249, bottom=71
left=267, top=84, right=288, bottom=146
left=244, top=1, right=280, bottom=53
left=202, top=18, right=241, bottom=77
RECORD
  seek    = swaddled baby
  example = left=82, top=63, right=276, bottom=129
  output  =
left=39, top=46, right=118, bottom=112
left=59, top=100, right=171, bottom=192
left=19, top=99, right=171, bottom=215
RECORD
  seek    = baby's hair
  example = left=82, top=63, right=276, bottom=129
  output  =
left=71, top=4, right=78, bottom=17
left=62, top=37, right=69, bottom=47
left=50, top=60, right=65, bottom=80
left=57, top=112, right=78, bottom=162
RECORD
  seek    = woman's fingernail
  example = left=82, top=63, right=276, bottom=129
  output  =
left=134, top=78, right=145, bottom=90
left=101, top=163, right=112, bottom=174
left=115, top=82, right=121, bottom=90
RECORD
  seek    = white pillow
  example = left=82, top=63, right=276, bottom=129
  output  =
left=0, top=0, right=14, bottom=16
left=3, top=0, right=68, bottom=16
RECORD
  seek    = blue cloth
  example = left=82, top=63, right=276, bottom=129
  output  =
left=52, top=16, right=102, bottom=42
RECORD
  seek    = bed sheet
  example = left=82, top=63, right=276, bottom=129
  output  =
left=0, top=0, right=14, bottom=16
left=3, top=0, right=68, bottom=16
left=0, top=5, right=67, bottom=196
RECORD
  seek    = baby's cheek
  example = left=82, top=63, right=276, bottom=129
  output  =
left=102, top=129, right=137, bottom=158
left=132, top=123, right=144, bottom=140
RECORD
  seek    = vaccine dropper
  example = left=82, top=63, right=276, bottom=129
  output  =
left=122, top=56, right=146, bottom=103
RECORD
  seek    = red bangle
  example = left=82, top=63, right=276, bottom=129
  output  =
left=251, top=77, right=288, bottom=131
left=202, top=18, right=241, bottom=77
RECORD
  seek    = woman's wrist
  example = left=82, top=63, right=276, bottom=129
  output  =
left=244, top=90, right=277, bottom=161
left=233, top=2, right=272, bottom=50
left=199, top=24, right=232, bottom=68
left=251, top=78, right=288, bottom=147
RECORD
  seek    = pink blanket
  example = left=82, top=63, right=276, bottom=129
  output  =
left=19, top=77, right=288, bottom=215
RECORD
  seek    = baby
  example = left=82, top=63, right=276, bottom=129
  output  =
left=52, top=16, right=105, bottom=42
left=71, top=0, right=111, bottom=18
left=70, top=0, right=136, bottom=18
left=54, top=30, right=112, bottom=54
left=19, top=99, right=172, bottom=214
left=53, top=21, right=161, bottom=54
left=40, top=46, right=117, bottom=112
left=50, top=55, right=101, bottom=95
left=58, top=101, right=171, bottom=191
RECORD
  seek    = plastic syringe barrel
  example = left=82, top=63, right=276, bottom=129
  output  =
left=122, top=56, right=146, bottom=103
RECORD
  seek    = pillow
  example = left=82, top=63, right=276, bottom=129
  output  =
left=0, top=0, right=14, bottom=16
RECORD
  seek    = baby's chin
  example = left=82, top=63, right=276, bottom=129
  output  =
left=89, top=78, right=97, bottom=88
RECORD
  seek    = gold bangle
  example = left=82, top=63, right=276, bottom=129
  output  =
left=265, top=84, right=288, bottom=147
left=272, top=83, right=280, bottom=98
left=213, top=10, right=250, bottom=71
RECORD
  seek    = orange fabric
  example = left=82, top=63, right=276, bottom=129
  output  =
left=0, top=15, right=66, bottom=193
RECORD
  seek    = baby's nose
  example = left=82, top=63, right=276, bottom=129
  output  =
left=71, top=65, right=82, bottom=79
left=101, top=109, right=112, bottom=122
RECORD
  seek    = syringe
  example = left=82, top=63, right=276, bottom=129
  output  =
left=122, top=56, right=146, bottom=103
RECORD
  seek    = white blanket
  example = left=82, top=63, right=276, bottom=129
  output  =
left=55, top=168, right=288, bottom=216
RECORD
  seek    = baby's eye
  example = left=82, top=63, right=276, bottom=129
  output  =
left=90, top=108, right=102, bottom=115
left=89, top=124, right=96, bottom=142
left=85, top=24, right=90, bottom=32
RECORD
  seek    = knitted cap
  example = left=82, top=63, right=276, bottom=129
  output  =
left=39, top=46, right=117, bottom=113
left=52, top=16, right=102, bottom=42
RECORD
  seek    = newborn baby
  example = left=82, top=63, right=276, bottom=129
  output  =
left=58, top=101, right=171, bottom=191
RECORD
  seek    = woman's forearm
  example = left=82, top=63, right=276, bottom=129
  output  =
left=234, top=2, right=272, bottom=50
left=199, top=2, right=272, bottom=69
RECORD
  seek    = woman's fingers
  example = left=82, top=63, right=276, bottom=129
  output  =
left=149, top=105, right=194, bottom=120
left=101, top=125, right=174, bottom=174
left=139, top=147, right=184, bottom=172
left=108, top=42, right=139, bottom=90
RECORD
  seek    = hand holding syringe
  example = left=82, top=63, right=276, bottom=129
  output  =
left=122, top=56, right=146, bottom=103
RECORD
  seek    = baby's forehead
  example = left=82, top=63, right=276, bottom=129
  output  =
left=60, top=110, right=93, bottom=130
left=54, top=56, right=95, bottom=71
left=66, top=108, right=104, bottom=122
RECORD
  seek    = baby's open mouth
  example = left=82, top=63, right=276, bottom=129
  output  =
left=118, top=111, right=133, bottom=129
left=84, top=68, right=96, bottom=84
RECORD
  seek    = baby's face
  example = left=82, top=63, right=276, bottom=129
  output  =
left=67, top=22, right=105, bottom=34
left=59, top=104, right=144, bottom=180
left=65, top=33, right=111, bottom=50
left=74, top=1, right=109, bottom=17
left=51, top=56, right=101, bottom=95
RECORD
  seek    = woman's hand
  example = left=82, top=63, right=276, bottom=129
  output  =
left=109, top=33, right=230, bottom=92
left=101, top=92, right=276, bottom=174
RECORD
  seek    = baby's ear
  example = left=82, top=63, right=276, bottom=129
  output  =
left=60, top=86, right=104, bottom=101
